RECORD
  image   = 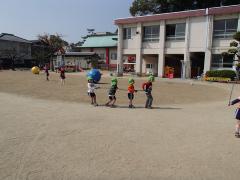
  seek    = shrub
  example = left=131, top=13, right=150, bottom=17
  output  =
left=230, top=41, right=238, bottom=47
left=233, top=31, right=240, bottom=42
left=206, top=70, right=236, bottom=80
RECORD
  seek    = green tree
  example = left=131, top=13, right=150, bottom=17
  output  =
left=129, top=0, right=240, bottom=16
left=222, top=32, right=240, bottom=79
left=38, top=33, right=68, bottom=70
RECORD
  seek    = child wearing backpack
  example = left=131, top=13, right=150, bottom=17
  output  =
left=229, top=97, right=240, bottom=138
left=142, top=75, right=155, bottom=109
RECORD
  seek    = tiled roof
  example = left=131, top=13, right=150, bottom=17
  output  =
left=115, top=4, right=240, bottom=25
left=0, top=33, right=31, bottom=43
left=81, top=35, right=117, bottom=48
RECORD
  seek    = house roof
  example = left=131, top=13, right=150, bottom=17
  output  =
left=0, top=33, right=31, bottom=44
left=54, top=51, right=99, bottom=57
left=114, top=4, right=240, bottom=25
left=80, top=35, right=117, bottom=48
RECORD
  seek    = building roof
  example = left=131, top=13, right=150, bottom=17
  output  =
left=54, top=51, right=99, bottom=57
left=80, top=35, right=117, bottom=48
left=0, top=33, right=31, bottom=44
left=114, top=4, right=240, bottom=25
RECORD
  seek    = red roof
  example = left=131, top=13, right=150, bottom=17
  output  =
left=114, top=5, right=240, bottom=25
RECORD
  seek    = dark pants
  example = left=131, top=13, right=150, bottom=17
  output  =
left=145, top=93, right=153, bottom=108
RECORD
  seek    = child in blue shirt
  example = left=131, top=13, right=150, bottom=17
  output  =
left=229, top=97, right=240, bottom=138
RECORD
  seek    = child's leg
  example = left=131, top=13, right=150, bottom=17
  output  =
left=91, top=97, right=94, bottom=104
left=93, top=95, right=98, bottom=106
left=111, top=97, right=116, bottom=106
left=106, top=97, right=112, bottom=106
left=148, top=94, right=153, bottom=108
left=145, top=96, right=149, bottom=108
left=128, top=93, right=133, bottom=107
left=235, top=120, right=240, bottom=135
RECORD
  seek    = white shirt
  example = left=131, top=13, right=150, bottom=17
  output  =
left=87, top=83, right=97, bottom=93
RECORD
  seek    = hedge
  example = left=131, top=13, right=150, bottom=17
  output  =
left=206, top=70, right=236, bottom=80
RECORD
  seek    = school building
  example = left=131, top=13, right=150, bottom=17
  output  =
left=114, top=5, right=240, bottom=78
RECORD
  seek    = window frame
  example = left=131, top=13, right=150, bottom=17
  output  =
left=166, top=23, right=186, bottom=40
left=146, top=64, right=153, bottom=69
left=143, top=25, right=160, bottom=42
left=213, top=19, right=238, bottom=39
left=211, top=54, right=234, bottom=68
left=123, top=28, right=132, bottom=40
left=110, top=52, right=117, bottom=60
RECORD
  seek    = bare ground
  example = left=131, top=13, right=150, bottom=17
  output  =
left=0, top=70, right=240, bottom=180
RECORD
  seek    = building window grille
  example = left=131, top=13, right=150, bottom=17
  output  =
left=166, top=23, right=186, bottom=40
left=143, top=25, right=160, bottom=42
left=213, top=19, right=238, bottom=39
left=123, top=28, right=132, bottom=40
left=111, top=53, right=117, bottom=60
left=211, top=54, right=234, bottom=68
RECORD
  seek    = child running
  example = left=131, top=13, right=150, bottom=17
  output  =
left=87, top=76, right=98, bottom=106
left=105, top=77, right=118, bottom=107
left=229, top=96, right=240, bottom=138
left=60, top=67, right=66, bottom=85
left=142, top=75, right=155, bottom=109
left=44, top=64, right=49, bottom=81
left=128, top=78, right=137, bottom=108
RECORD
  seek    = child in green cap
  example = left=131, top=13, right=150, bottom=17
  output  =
left=87, top=76, right=98, bottom=106
left=128, top=78, right=137, bottom=108
left=105, top=77, right=118, bottom=107
left=142, top=75, right=155, bottom=109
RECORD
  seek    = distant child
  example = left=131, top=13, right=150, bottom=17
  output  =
left=87, top=77, right=98, bottom=106
left=229, top=97, right=240, bottom=138
left=60, top=67, right=66, bottom=85
left=142, top=75, right=155, bottom=109
left=128, top=78, right=137, bottom=108
left=44, top=64, right=49, bottom=81
left=105, top=77, right=118, bottom=107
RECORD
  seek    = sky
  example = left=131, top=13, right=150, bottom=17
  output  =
left=0, top=0, right=132, bottom=43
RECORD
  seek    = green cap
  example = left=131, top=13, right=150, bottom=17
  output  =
left=111, top=81, right=117, bottom=86
left=87, top=76, right=93, bottom=80
left=148, top=75, right=155, bottom=82
left=111, top=77, right=118, bottom=82
left=128, top=78, right=134, bottom=84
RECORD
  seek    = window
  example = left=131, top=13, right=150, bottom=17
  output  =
left=123, top=28, right=132, bottom=39
left=143, top=26, right=160, bottom=42
left=213, top=19, right=238, bottom=38
left=111, top=53, right=117, bottom=60
left=166, top=23, right=186, bottom=40
left=211, top=54, right=234, bottom=68
left=99, top=53, right=105, bottom=59
left=146, top=64, right=153, bottom=69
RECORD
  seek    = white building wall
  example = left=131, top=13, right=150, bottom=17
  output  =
left=123, top=24, right=138, bottom=50
left=189, top=16, right=206, bottom=52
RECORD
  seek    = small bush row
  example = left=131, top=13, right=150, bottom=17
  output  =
left=206, top=70, right=236, bottom=80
